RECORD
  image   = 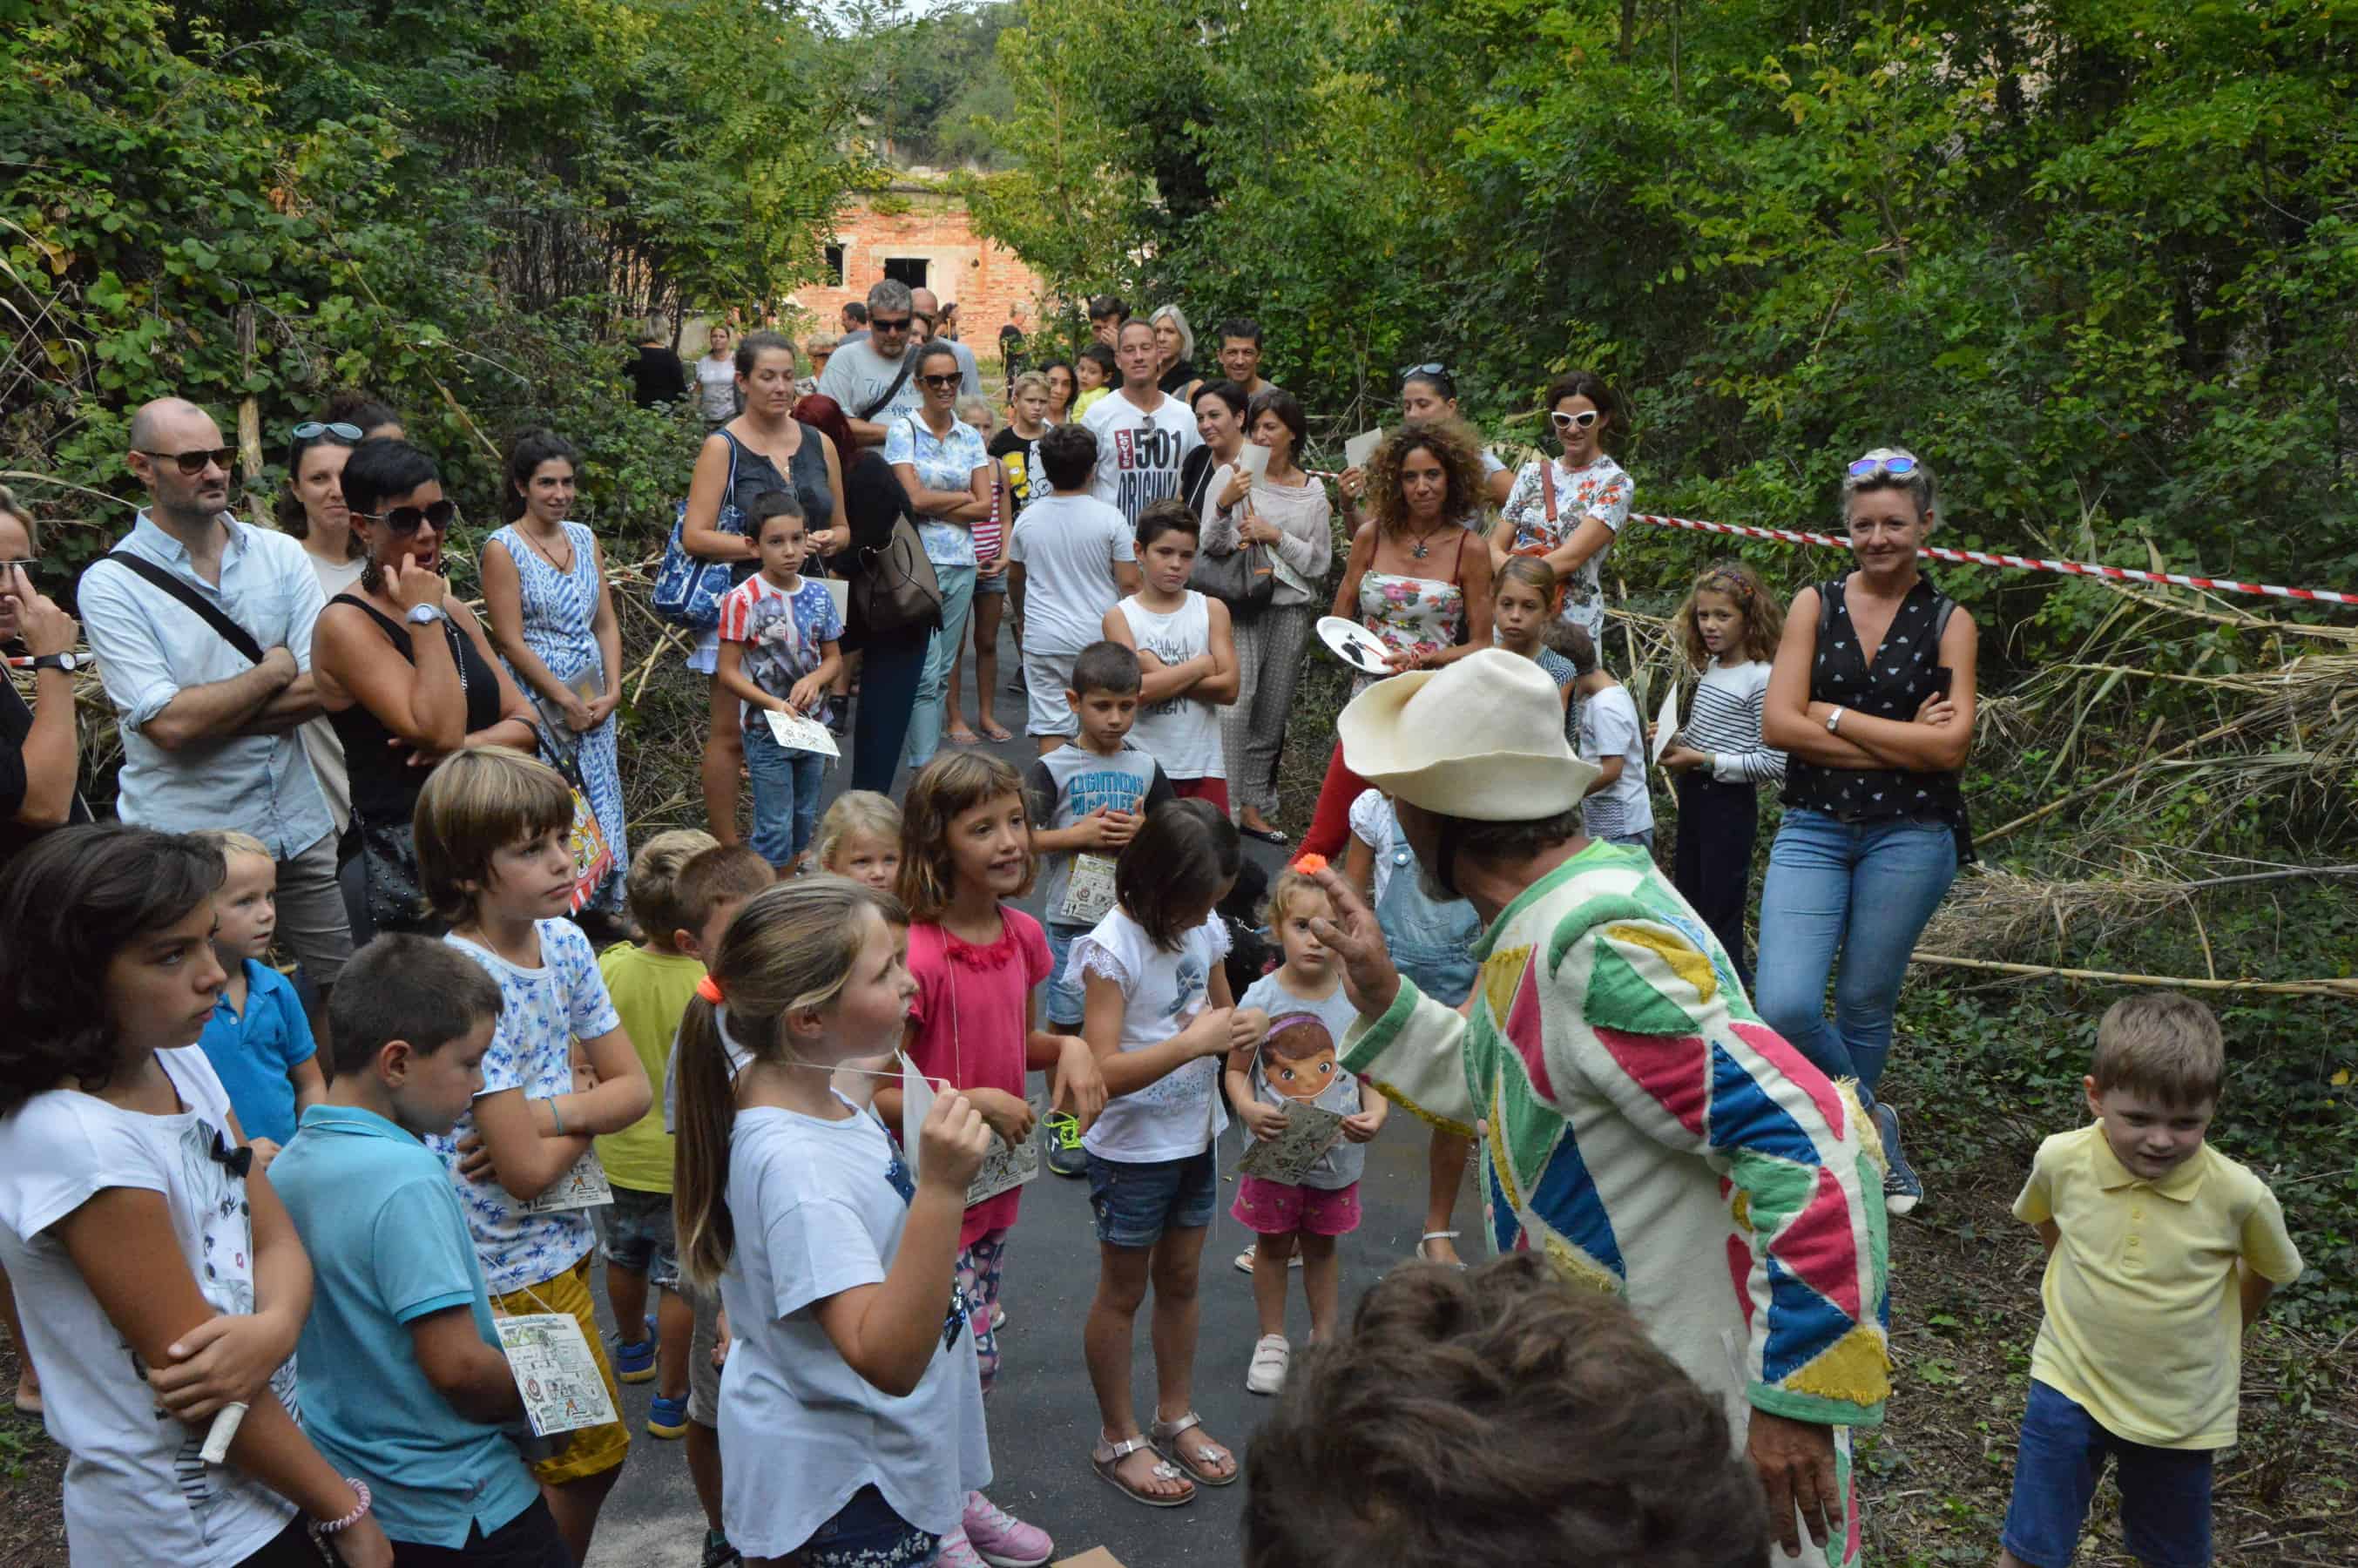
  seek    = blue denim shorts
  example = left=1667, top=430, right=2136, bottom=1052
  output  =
left=595, top=1184, right=679, bottom=1290
left=2001, top=1380, right=2213, bottom=1568
left=1086, top=1150, right=1218, bottom=1249
left=794, top=1484, right=937, bottom=1568
left=1044, top=920, right=1090, bottom=1026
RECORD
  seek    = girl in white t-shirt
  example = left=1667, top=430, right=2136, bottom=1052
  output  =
left=0, top=826, right=392, bottom=1568
left=672, top=877, right=994, bottom=1568
left=1103, top=499, right=1237, bottom=809
left=1069, top=800, right=1266, bottom=1507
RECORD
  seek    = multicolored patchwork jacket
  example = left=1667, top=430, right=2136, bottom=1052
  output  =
left=1342, top=841, right=1892, bottom=1438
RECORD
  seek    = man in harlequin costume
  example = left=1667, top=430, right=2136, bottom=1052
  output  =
left=1307, top=649, right=1891, bottom=1565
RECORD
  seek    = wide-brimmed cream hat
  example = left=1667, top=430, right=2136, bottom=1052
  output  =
left=1337, top=648, right=1599, bottom=821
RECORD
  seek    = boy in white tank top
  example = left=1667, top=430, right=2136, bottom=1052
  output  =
left=1103, top=498, right=1238, bottom=811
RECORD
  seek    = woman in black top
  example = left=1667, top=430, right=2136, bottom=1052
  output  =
left=313, top=439, right=537, bottom=937
left=1757, top=447, right=1978, bottom=1218
left=679, top=331, right=848, bottom=846
left=1179, top=379, right=1250, bottom=519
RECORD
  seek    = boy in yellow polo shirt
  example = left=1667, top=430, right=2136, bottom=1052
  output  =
left=593, top=830, right=718, bottom=1437
left=1997, top=993, right=2303, bottom=1568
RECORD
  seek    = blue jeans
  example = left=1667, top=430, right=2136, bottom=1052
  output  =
left=1753, top=808, right=1956, bottom=1098
left=903, top=564, right=978, bottom=772
left=742, top=720, right=824, bottom=871
left=2000, top=1380, right=2213, bottom=1568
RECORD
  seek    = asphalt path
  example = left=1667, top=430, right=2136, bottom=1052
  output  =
left=586, top=620, right=1467, bottom=1568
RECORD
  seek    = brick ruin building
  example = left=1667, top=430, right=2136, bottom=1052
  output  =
left=788, top=179, right=1045, bottom=349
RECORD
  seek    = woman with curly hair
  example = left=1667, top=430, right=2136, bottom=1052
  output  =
left=1298, top=421, right=1497, bottom=861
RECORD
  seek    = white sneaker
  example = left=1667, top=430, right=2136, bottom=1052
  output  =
left=1246, top=1334, right=1289, bottom=1396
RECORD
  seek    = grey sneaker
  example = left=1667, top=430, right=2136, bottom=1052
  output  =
left=1875, top=1102, right=1923, bottom=1215
left=1044, top=1112, right=1087, bottom=1178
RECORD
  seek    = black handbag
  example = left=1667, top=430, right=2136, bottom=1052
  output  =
left=1191, top=539, right=1277, bottom=614
left=848, top=512, right=944, bottom=635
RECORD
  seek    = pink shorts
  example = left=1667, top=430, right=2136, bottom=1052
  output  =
left=1231, top=1175, right=1361, bottom=1237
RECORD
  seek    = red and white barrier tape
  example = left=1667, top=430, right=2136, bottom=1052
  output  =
left=1625, top=511, right=2358, bottom=607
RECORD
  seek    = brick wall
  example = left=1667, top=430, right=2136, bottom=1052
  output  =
left=789, top=184, right=1044, bottom=348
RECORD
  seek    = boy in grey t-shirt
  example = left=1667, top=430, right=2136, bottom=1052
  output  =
left=1023, top=641, right=1174, bottom=1031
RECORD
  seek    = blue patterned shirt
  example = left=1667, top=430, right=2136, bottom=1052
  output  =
left=431, top=920, right=620, bottom=1294
left=882, top=414, right=989, bottom=568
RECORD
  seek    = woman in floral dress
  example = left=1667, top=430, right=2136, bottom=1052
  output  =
left=1488, top=368, right=1633, bottom=649
left=1298, top=420, right=1497, bottom=861
left=482, top=429, right=628, bottom=917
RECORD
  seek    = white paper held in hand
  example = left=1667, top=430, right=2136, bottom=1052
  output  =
left=1343, top=429, right=1382, bottom=470
left=1237, top=443, right=1271, bottom=481
left=900, top=1056, right=936, bottom=1179
left=763, top=706, right=841, bottom=758
left=200, top=1402, right=247, bottom=1464
left=1651, top=679, right=1681, bottom=767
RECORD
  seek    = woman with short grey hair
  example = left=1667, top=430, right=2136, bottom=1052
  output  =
left=1757, top=446, right=1980, bottom=1219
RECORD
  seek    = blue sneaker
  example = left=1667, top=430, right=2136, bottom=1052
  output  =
left=613, top=1315, right=658, bottom=1384
left=1874, top=1102, right=1922, bottom=1216
left=647, top=1393, right=689, bottom=1440
left=701, top=1528, right=740, bottom=1567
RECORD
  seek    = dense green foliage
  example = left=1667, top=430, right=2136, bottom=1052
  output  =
left=977, top=0, right=2358, bottom=611
left=0, top=0, right=868, bottom=572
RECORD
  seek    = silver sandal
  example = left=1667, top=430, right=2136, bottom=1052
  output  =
left=1415, top=1229, right=1468, bottom=1270
left=1151, top=1410, right=1238, bottom=1486
left=1092, top=1434, right=1195, bottom=1508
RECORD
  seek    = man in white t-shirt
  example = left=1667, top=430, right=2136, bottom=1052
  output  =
left=1080, top=319, right=1201, bottom=530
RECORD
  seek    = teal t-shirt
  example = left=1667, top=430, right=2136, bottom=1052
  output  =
left=273, top=1105, right=541, bottom=1549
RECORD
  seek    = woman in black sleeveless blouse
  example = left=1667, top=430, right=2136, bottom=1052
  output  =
left=1758, top=447, right=1978, bottom=1218
left=313, top=439, right=537, bottom=938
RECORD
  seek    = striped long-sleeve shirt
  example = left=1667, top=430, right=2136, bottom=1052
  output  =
left=1686, top=659, right=1786, bottom=785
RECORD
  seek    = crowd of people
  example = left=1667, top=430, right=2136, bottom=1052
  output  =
left=0, top=281, right=2307, bottom=1568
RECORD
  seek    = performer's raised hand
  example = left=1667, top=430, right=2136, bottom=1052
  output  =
left=1305, top=863, right=1401, bottom=1021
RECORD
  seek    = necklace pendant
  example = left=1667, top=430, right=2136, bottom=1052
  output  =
left=1411, top=540, right=1429, bottom=560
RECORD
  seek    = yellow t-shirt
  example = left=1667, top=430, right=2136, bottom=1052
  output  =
left=2014, top=1122, right=2302, bottom=1449
left=592, top=944, right=706, bottom=1195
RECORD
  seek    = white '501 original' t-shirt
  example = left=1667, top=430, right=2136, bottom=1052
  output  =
left=718, top=1097, right=990, bottom=1558
left=0, top=1048, right=301, bottom=1567
left=1070, top=907, right=1233, bottom=1163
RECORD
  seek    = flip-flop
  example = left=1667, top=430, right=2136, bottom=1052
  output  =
left=945, top=729, right=983, bottom=747
left=1092, top=1435, right=1195, bottom=1507
left=979, top=721, right=1015, bottom=743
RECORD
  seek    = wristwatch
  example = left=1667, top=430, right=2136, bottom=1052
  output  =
left=406, top=603, right=447, bottom=626
left=30, top=652, right=80, bottom=673
left=1825, top=706, right=1845, bottom=733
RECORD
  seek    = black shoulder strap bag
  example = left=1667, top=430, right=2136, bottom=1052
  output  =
left=96, top=551, right=267, bottom=664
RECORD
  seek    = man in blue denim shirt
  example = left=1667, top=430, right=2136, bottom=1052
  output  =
left=80, top=397, right=354, bottom=988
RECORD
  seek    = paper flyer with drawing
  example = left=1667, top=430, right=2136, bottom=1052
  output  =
left=1235, top=1103, right=1346, bottom=1186
left=900, top=1056, right=936, bottom=1177
left=763, top=706, right=841, bottom=758
left=1058, top=852, right=1118, bottom=926
left=494, top=1312, right=620, bottom=1436
left=522, top=1149, right=613, bottom=1213
left=965, top=1094, right=1045, bottom=1206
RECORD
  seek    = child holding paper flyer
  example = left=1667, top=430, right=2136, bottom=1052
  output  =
left=416, top=747, right=652, bottom=1562
left=867, top=753, right=1105, bottom=1567
left=1565, top=625, right=1654, bottom=850
left=671, top=879, right=995, bottom=1568
left=716, top=491, right=844, bottom=876
left=0, top=827, right=389, bottom=1568
left=1224, top=867, right=1387, bottom=1394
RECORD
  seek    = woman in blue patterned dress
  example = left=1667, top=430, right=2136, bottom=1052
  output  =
left=482, top=429, right=629, bottom=916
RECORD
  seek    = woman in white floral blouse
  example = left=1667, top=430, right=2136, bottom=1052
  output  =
left=1488, top=369, right=1633, bottom=649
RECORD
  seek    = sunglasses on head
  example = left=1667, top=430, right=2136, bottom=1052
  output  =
left=1848, top=454, right=1919, bottom=480
left=869, top=315, right=912, bottom=333
left=917, top=373, right=963, bottom=391
left=1398, top=361, right=1457, bottom=394
left=139, top=446, right=233, bottom=477
left=353, top=499, right=458, bottom=534
left=1551, top=409, right=1602, bottom=432
left=292, top=421, right=364, bottom=443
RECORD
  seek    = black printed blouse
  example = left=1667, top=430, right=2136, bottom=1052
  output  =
left=1781, top=575, right=1974, bottom=861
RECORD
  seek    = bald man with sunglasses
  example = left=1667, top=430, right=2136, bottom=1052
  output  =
left=78, top=397, right=354, bottom=989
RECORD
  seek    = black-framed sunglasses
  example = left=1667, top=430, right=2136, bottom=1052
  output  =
left=1397, top=361, right=1456, bottom=395
left=869, top=315, right=913, bottom=334
left=1551, top=409, right=1601, bottom=431
left=291, top=421, right=364, bottom=443
left=137, top=446, right=233, bottom=477
left=352, top=499, right=458, bottom=534
left=916, top=372, right=963, bottom=391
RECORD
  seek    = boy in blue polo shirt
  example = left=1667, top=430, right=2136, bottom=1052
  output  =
left=193, top=829, right=323, bottom=1168
left=274, top=935, right=570, bottom=1565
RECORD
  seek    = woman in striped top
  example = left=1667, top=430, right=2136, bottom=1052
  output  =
left=1657, top=561, right=1785, bottom=987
